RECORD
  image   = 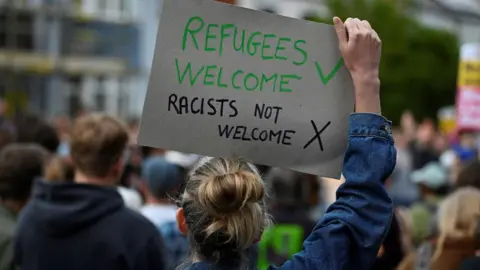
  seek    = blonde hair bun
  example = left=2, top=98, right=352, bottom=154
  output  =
left=182, top=157, right=270, bottom=253
left=197, top=170, right=264, bottom=216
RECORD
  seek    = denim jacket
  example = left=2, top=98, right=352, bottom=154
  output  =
left=188, top=113, right=396, bottom=270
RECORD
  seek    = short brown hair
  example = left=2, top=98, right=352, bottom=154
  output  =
left=70, top=114, right=129, bottom=178
left=0, top=143, right=49, bottom=200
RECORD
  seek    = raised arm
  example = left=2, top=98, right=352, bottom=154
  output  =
left=270, top=17, right=396, bottom=270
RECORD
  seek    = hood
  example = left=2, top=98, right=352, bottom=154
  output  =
left=26, top=179, right=124, bottom=237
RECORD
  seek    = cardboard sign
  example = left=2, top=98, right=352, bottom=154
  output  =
left=138, top=0, right=354, bottom=178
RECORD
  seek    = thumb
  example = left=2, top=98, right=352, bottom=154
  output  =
left=333, top=17, right=347, bottom=46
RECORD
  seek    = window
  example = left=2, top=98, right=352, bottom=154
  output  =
left=118, top=77, right=129, bottom=118
left=95, top=76, right=106, bottom=111
left=0, top=9, right=34, bottom=50
left=66, top=76, right=83, bottom=117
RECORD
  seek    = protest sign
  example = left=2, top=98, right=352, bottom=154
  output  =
left=138, top=0, right=354, bottom=178
left=456, top=43, right=480, bottom=131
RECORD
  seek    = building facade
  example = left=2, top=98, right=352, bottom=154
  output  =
left=0, top=0, right=147, bottom=119
left=5, top=0, right=479, bottom=119
left=237, top=0, right=480, bottom=43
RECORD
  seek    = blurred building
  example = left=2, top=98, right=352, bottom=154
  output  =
left=415, top=0, right=480, bottom=43
left=237, top=0, right=480, bottom=43
left=0, top=0, right=160, bottom=119
left=7, top=0, right=474, bottom=119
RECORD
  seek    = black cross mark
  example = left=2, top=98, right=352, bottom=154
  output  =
left=303, top=121, right=331, bottom=151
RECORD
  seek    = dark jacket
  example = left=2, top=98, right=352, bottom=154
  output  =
left=187, top=113, right=396, bottom=270
left=460, top=256, right=480, bottom=270
left=0, top=205, right=15, bottom=270
left=258, top=206, right=316, bottom=268
left=14, top=180, right=167, bottom=270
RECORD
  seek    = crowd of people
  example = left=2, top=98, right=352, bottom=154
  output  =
left=0, top=17, right=478, bottom=270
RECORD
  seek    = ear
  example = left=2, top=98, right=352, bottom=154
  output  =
left=176, top=208, right=188, bottom=235
left=377, top=244, right=385, bottom=258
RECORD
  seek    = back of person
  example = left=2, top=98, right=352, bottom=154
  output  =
left=398, top=188, right=480, bottom=270
left=409, top=162, right=447, bottom=245
left=0, top=144, right=48, bottom=270
left=372, top=214, right=405, bottom=270
left=429, top=238, right=479, bottom=270
left=140, top=156, right=190, bottom=269
left=15, top=114, right=166, bottom=270
left=259, top=168, right=316, bottom=269
left=15, top=114, right=60, bottom=153
left=460, top=256, right=480, bottom=270
left=159, top=221, right=190, bottom=268
left=410, top=199, right=438, bottom=245
left=16, top=182, right=165, bottom=270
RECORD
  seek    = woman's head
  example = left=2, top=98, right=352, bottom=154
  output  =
left=177, top=157, right=270, bottom=267
left=437, top=187, right=480, bottom=239
left=432, top=187, right=480, bottom=261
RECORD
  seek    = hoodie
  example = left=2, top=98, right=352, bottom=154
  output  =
left=14, top=180, right=167, bottom=270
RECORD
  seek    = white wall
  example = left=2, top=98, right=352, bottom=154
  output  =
left=238, top=0, right=328, bottom=18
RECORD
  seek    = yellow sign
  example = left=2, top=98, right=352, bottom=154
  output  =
left=458, top=61, right=480, bottom=87
left=438, top=106, right=456, bottom=135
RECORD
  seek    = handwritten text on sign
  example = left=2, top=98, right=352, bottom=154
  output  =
left=138, top=0, right=354, bottom=177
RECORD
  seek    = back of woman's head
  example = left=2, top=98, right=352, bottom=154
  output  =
left=265, top=168, right=304, bottom=206
left=437, top=187, right=480, bottom=239
left=179, top=157, right=270, bottom=268
left=432, top=187, right=480, bottom=262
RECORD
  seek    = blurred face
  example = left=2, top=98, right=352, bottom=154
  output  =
left=401, top=112, right=416, bottom=131
left=0, top=99, right=7, bottom=115
left=416, top=122, right=435, bottom=145
left=459, top=132, right=477, bottom=149
left=434, top=135, right=448, bottom=153
left=393, top=130, right=407, bottom=149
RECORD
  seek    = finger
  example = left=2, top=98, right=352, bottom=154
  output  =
left=372, top=29, right=381, bottom=45
left=352, top=18, right=362, bottom=31
left=362, top=20, right=372, bottom=30
left=333, top=17, right=347, bottom=45
left=344, top=17, right=358, bottom=43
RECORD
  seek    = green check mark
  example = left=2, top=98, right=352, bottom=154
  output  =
left=314, top=57, right=344, bottom=85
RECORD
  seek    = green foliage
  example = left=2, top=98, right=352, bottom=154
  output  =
left=309, top=0, right=459, bottom=123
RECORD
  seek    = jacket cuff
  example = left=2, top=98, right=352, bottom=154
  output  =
left=348, top=113, right=394, bottom=143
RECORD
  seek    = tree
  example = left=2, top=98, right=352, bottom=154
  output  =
left=307, top=0, right=459, bottom=123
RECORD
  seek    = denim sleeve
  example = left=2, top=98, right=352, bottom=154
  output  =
left=270, top=113, right=396, bottom=270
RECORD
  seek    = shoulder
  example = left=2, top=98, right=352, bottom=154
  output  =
left=0, top=219, right=15, bottom=237
left=117, top=207, right=158, bottom=233
left=0, top=230, right=13, bottom=248
left=112, top=208, right=164, bottom=252
left=410, top=203, right=430, bottom=215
